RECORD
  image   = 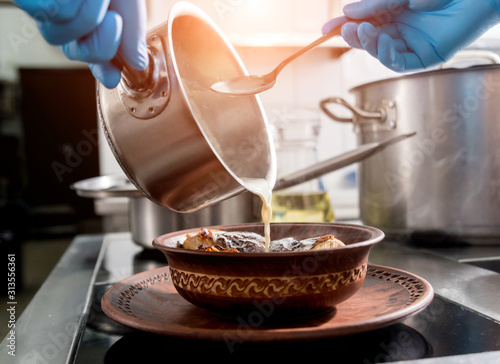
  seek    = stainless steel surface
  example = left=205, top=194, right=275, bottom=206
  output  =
left=73, top=128, right=413, bottom=247
left=71, top=175, right=142, bottom=199
left=98, top=1, right=276, bottom=213
left=4, top=232, right=499, bottom=363
left=210, top=22, right=345, bottom=96
left=426, top=245, right=500, bottom=263
left=369, top=241, right=500, bottom=322
left=72, top=175, right=258, bottom=248
left=322, top=64, right=500, bottom=244
left=128, top=193, right=257, bottom=247
left=0, top=235, right=104, bottom=363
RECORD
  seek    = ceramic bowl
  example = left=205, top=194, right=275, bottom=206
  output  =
left=153, top=222, right=384, bottom=321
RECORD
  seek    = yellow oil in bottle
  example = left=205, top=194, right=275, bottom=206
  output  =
left=269, top=107, right=335, bottom=223
left=271, top=191, right=334, bottom=223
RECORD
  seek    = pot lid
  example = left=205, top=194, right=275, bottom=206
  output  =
left=71, top=175, right=143, bottom=199
left=350, top=51, right=500, bottom=93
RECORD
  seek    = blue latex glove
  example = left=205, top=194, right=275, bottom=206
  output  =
left=13, top=0, right=148, bottom=88
left=323, top=0, right=500, bottom=72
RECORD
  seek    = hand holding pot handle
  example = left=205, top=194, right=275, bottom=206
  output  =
left=323, top=0, right=500, bottom=72
left=13, top=0, right=149, bottom=89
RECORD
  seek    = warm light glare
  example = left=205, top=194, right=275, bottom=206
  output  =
left=213, top=0, right=344, bottom=47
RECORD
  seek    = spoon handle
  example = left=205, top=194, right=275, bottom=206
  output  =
left=273, top=20, right=347, bottom=74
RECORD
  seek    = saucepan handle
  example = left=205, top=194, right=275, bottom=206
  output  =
left=111, top=53, right=155, bottom=92
left=273, top=131, right=416, bottom=191
left=110, top=34, right=171, bottom=119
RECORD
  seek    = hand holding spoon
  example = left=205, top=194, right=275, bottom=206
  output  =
left=210, top=19, right=348, bottom=96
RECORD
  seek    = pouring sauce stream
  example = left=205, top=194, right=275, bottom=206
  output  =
left=240, top=178, right=273, bottom=252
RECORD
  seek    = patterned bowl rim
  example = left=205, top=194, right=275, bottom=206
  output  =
left=152, top=222, right=385, bottom=258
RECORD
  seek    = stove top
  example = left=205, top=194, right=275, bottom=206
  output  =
left=2, top=231, right=500, bottom=363
left=79, top=296, right=499, bottom=363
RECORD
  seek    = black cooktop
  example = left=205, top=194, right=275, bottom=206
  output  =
left=72, top=234, right=500, bottom=364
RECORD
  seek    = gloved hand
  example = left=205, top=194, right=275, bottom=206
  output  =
left=323, top=0, right=500, bottom=72
left=13, top=0, right=148, bottom=88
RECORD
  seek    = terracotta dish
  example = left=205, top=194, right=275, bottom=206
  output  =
left=101, top=264, right=434, bottom=341
left=153, top=222, right=385, bottom=320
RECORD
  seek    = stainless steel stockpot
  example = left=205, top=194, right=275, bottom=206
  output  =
left=71, top=175, right=258, bottom=248
left=72, top=132, right=414, bottom=248
left=97, top=1, right=276, bottom=213
left=321, top=61, right=500, bottom=244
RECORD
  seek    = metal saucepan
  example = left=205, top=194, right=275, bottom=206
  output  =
left=97, top=1, right=276, bottom=213
left=72, top=131, right=414, bottom=248
left=320, top=51, right=500, bottom=245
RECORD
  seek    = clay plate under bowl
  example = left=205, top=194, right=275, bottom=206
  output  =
left=152, top=222, right=385, bottom=321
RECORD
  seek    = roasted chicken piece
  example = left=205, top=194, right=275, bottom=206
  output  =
left=305, top=234, right=345, bottom=250
left=270, top=234, right=344, bottom=252
left=182, top=228, right=266, bottom=252
left=198, top=246, right=238, bottom=253
left=182, top=229, right=344, bottom=252
left=182, top=229, right=221, bottom=250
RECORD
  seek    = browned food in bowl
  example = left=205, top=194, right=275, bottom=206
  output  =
left=181, top=228, right=345, bottom=252
left=270, top=234, right=345, bottom=252
left=153, top=223, right=384, bottom=321
left=181, top=228, right=265, bottom=252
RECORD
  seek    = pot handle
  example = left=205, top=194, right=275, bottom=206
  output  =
left=440, top=50, right=500, bottom=69
left=111, top=34, right=171, bottom=120
left=319, top=97, right=384, bottom=123
left=111, top=53, right=155, bottom=92
left=71, top=175, right=143, bottom=198
left=273, top=131, right=416, bottom=191
left=320, top=97, right=397, bottom=129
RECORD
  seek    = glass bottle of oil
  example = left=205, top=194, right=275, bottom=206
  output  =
left=270, top=108, right=334, bottom=223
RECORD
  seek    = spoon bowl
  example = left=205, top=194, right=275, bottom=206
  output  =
left=210, top=21, right=346, bottom=96
left=211, top=74, right=276, bottom=96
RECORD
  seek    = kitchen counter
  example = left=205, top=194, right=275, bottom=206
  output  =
left=1, top=230, right=500, bottom=363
